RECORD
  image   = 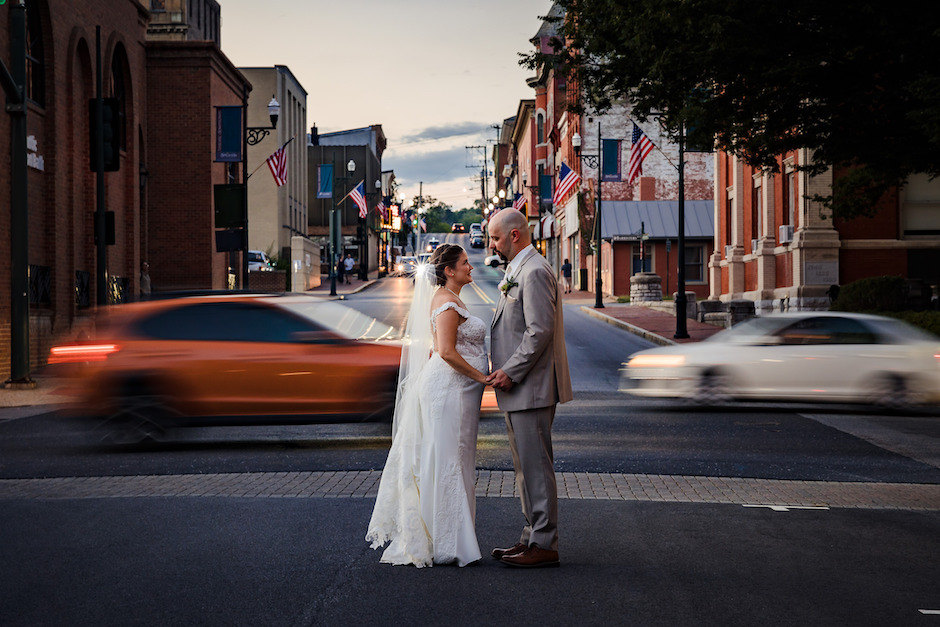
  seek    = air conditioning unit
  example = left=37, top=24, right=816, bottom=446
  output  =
left=779, top=225, right=794, bottom=244
left=751, top=238, right=760, bottom=253
left=725, top=245, right=734, bottom=258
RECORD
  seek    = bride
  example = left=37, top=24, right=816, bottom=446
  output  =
left=366, top=243, right=489, bottom=567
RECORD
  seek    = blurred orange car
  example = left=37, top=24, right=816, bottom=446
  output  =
left=49, top=294, right=404, bottom=441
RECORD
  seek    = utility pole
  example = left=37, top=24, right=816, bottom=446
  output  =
left=675, top=125, right=689, bottom=338
left=2, top=0, right=31, bottom=385
left=94, top=27, right=109, bottom=305
left=466, top=145, right=488, bottom=213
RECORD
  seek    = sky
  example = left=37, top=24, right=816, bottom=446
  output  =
left=217, top=0, right=554, bottom=210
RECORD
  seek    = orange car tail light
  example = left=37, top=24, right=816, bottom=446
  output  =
left=48, top=343, right=121, bottom=364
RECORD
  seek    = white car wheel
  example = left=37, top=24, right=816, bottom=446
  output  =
left=868, top=374, right=914, bottom=410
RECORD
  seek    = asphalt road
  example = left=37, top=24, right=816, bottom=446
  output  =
left=1, top=232, right=938, bottom=625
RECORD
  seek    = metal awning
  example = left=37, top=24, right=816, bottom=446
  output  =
left=600, top=200, right=714, bottom=240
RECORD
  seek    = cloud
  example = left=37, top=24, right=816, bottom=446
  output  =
left=385, top=146, right=478, bottom=185
left=398, top=122, right=490, bottom=144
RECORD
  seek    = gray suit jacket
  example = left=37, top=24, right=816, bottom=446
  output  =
left=490, top=251, right=573, bottom=412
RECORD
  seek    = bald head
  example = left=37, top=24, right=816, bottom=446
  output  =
left=488, top=208, right=531, bottom=263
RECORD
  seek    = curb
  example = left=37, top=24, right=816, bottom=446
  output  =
left=579, top=306, right=677, bottom=346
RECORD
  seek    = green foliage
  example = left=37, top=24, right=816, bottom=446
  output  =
left=830, top=276, right=909, bottom=312
left=415, top=195, right=484, bottom=233
left=532, top=0, right=940, bottom=220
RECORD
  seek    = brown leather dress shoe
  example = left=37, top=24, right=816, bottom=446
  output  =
left=491, top=543, right=528, bottom=560
left=500, top=544, right=560, bottom=568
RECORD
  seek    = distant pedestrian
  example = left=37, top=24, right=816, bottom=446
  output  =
left=140, top=261, right=152, bottom=301
left=336, top=256, right=346, bottom=284
left=344, top=254, right=354, bottom=283
left=561, top=258, right=572, bottom=294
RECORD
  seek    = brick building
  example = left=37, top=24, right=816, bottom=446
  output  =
left=712, top=151, right=940, bottom=312
left=307, top=125, right=386, bottom=278
left=515, top=3, right=714, bottom=298
left=0, top=0, right=249, bottom=380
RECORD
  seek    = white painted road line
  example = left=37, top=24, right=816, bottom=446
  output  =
left=743, top=504, right=831, bottom=512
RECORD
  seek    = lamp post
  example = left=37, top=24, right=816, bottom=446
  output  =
left=2, top=0, right=31, bottom=385
left=674, top=125, right=689, bottom=338
left=572, top=124, right=605, bottom=308
left=329, top=158, right=356, bottom=295
left=242, top=91, right=280, bottom=289
left=360, top=178, right=380, bottom=281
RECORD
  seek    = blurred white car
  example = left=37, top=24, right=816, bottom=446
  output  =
left=621, top=312, right=940, bottom=408
left=484, top=254, right=503, bottom=268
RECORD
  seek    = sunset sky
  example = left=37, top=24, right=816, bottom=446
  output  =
left=218, top=0, right=553, bottom=209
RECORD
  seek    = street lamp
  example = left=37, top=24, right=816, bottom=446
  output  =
left=361, top=178, right=381, bottom=280
left=572, top=123, right=604, bottom=308
left=246, top=96, right=280, bottom=146
left=241, top=93, right=280, bottom=289
left=329, top=159, right=356, bottom=295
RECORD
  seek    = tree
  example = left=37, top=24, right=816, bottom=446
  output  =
left=532, top=0, right=940, bottom=220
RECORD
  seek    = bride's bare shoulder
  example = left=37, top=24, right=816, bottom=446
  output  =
left=430, top=289, right=459, bottom=313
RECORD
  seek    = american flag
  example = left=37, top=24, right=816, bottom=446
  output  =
left=376, top=201, right=387, bottom=220
left=627, top=123, right=654, bottom=185
left=552, top=162, right=581, bottom=205
left=512, top=193, right=527, bottom=211
left=348, top=181, right=368, bottom=218
left=265, top=142, right=289, bottom=187
left=419, top=217, right=427, bottom=232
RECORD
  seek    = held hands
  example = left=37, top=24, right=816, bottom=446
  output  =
left=486, top=369, right=513, bottom=392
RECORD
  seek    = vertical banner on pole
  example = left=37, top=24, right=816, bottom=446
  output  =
left=215, top=106, right=243, bottom=162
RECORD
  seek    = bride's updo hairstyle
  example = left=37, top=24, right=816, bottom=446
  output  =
left=427, top=243, right=465, bottom=287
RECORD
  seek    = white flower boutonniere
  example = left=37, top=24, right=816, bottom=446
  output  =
left=500, top=276, right=519, bottom=294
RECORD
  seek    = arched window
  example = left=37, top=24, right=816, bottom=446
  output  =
left=536, top=114, right=544, bottom=143
left=109, top=48, right=128, bottom=151
left=25, top=0, right=46, bottom=106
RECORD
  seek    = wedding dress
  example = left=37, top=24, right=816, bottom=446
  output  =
left=367, top=274, right=487, bottom=567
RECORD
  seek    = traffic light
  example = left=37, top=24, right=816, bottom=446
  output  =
left=89, top=98, right=121, bottom=172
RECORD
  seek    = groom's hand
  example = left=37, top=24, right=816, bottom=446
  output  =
left=487, top=369, right=514, bottom=392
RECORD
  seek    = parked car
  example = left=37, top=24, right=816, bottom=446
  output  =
left=452, top=223, right=466, bottom=233
left=247, top=250, right=273, bottom=272
left=621, top=312, right=940, bottom=408
left=484, top=254, right=503, bottom=268
left=470, top=234, right=485, bottom=249
left=469, top=223, right=482, bottom=235
left=47, top=295, right=403, bottom=442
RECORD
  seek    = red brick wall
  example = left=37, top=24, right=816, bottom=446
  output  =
left=0, top=0, right=151, bottom=377
left=839, top=249, right=906, bottom=284
left=775, top=251, right=793, bottom=289
left=145, top=42, right=247, bottom=293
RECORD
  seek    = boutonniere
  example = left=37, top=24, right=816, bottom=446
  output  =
left=500, top=276, right=518, bottom=294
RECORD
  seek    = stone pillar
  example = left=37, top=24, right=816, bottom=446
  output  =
left=630, top=272, right=663, bottom=302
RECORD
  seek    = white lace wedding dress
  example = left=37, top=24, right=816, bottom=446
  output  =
left=366, top=301, right=487, bottom=567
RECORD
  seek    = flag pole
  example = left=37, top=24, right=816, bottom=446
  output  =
left=335, top=179, right=364, bottom=206
left=247, top=136, right=295, bottom=180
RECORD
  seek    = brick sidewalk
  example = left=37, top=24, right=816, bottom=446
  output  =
left=2, top=470, right=937, bottom=511
left=577, top=300, right=723, bottom=345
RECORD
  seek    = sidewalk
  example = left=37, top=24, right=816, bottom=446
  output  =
left=307, top=274, right=378, bottom=298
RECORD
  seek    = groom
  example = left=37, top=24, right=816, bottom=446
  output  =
left=486, top=208, right=573, bottom=568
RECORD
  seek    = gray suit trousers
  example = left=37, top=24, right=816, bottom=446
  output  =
left=504, top=405, right=558, bottom=551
